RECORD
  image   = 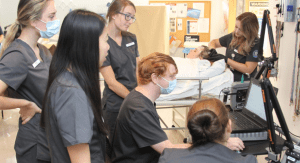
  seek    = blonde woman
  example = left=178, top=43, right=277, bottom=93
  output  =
left=0, top=0, right=59, bottom=162
left=209, top=12, right=259, bottom=82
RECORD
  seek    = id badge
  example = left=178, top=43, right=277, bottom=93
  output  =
left=126, top=42, right=135, bottom=47
left=32, top=59, right=41, bottom=68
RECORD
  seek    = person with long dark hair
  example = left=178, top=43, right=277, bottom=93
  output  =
left=100, top=0, right=140, bottom=141
left=209, top=12, right=259, bottom=82
left=0, top=25, right=3, bottom=46
left=158, top=98, right=257, bottom=163
left=0, top=0, right=59, bottom=162
left=40, top=9, right=109, bottom=163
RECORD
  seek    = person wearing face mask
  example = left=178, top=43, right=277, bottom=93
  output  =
left=40, top=9, right=109, bottom=163
left=100, top=0, right=140, bottom=142
left=209, top=12, right=260, bottom=82
left=0, top=0, right=59, bottom=162
left=111, top=52, right=191, bottom=163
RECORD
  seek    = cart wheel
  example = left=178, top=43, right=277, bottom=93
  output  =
left=171, top=125, right=175, bottom=128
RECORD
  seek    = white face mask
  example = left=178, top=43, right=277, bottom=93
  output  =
left=35, top=19, right=60, bottom=38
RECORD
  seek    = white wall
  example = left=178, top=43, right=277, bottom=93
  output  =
left=0, top=0, right=18, bottom=28
left=0, top=0, right=149, bottom=28
left=256, top=1, right=300, bottom=162
left=268, top=0, right=300, bottom=137
left=0, top=0, right=225, bottom=40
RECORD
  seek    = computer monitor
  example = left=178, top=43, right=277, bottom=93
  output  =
left=245, top=78, right=267, bottom=121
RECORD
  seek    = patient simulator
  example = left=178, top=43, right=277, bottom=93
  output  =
left=157, top=45, right=233, bottom=101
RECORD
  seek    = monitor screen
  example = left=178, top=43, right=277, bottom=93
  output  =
left=245, top=79, right=267, bottom=121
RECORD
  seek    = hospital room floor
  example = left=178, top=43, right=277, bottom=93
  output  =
left=0, top=109, right=19, bottom=163
left=0, top=109, right=185, bottom=163
left=0, top=109, right=265, bottom=163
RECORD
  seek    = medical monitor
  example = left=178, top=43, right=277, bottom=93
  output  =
left=245, top=78, right=267, bottom=121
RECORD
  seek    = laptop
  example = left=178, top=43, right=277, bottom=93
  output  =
left=229, top=78, right=268, bottom=141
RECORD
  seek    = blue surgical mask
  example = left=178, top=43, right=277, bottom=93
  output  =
left=36, top=19, right=60, bottom=38
left=157, top=76, right=177, bottom=94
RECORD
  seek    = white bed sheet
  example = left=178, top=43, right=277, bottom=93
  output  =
left=100, top=57, right=233, bottom=101
left=157, top=57, right=233, bottom=101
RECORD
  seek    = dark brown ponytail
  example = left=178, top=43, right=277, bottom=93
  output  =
left=187, top=98, right=229, bottom=148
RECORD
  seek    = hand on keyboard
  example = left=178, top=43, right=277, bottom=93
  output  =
left=226, top=137, right=245, bottom=151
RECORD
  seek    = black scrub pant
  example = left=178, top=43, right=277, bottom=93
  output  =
left=16, top=145, right=50, bottom=163
left=103, top=109, right=119, bottom=143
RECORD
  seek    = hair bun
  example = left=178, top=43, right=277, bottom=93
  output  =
left=188, top=110, right=225, bottom=146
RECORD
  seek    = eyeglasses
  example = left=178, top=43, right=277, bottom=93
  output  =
left=118, top=12, right=136, bottom=22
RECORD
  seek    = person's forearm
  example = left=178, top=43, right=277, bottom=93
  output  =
left=227, top=59, right=256, bottom=74
left=108, top=81, right=130, bottom=99
left=208, top=39, right=222, bottom=49
left=100, top=66, right=131, bottom=99
left=208, top=39, right=220, bottom=49
left=152, top=140, right=191, bottom=154
left=0, top=35, right=3, bottom=43
left=208, top=40, right=217, bottom=49
left=171, top=143, right=191, bottom=149
left=0, top=96, right=31, bottom=110
left=68, top=144, right=91, bottom=163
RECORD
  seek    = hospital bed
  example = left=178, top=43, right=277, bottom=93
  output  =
left=99, top=55, right=234, bottom=142
left=155, top=68, right=233, bottom=142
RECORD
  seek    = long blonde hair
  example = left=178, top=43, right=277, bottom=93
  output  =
left=229, top=12, right=259, bottom=56
left=0, top=0, right=48, bottom=57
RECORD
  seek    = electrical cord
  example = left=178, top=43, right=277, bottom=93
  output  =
left=219, top=87, right=231, bottom=98
left=274, top=123, right=300, bottom=138
left=290, top=132, right=300, bottom=138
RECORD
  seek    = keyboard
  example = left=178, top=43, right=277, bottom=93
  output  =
left=229, top=111, right=268, bottom=141
left=231, top=131, right=268, bottom=141
left=230, top=111, right=261, bottom=130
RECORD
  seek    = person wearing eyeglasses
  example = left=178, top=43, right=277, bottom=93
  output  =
left=100, top=0, right=140, bottom=142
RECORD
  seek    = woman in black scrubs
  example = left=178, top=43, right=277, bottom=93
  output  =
left=101, top=0, right=140, bottom=140
left=0, top=0, right=59, bottom=162
left=209, top=12, right=259, bottom=82
left=41, top=9, right=109, bottom=163
left=158, top=98, right=257, bottom=163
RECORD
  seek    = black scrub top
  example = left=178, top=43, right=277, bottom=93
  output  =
left=44, top=71, right=106, bottom=163
left=0, top=39, right=52, bottom=161
left=158, top=142, right=258, bottom=163
left=219, top=33, right=259, bottom=81
left=102, top=31, right=139, bottom=112
left=112, top=90, right=168, bottom=163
